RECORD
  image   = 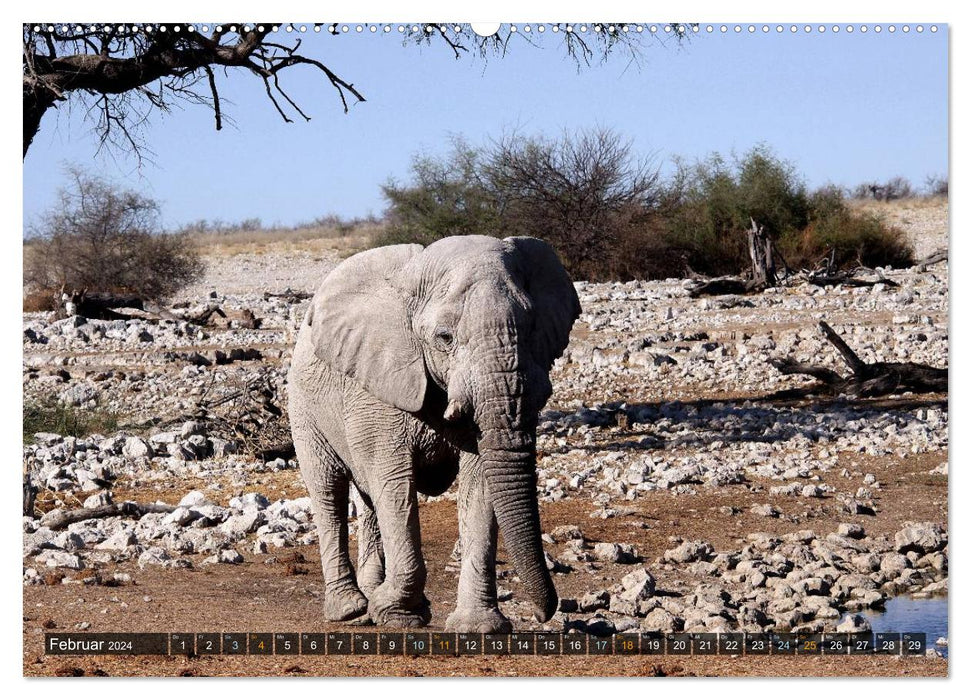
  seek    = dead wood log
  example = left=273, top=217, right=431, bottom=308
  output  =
left=817, top=321, right=866, bottom=374
left=184, top=305, right=227, bottom=326
left=141, top=303, right=261, bottom=329
left=140, top=302, right=186, bottom=323
left=257, top=442, right=296, bottom=462
left=139, top=302, right=226, bottom=326
left=805, top=273, right=899, bottom=289
left=688, top=219, right=779, bottom=297
left=767, top=320, right=947, bottom=397
left=918, top=248, right=948, bottom=271
left=23, top=478, right=38, bottom=517
left=41, top=501, right=177, bottom=530
left=263, top=288, right=312, bottom=303
left=58, top=289, right=146, bottom=320
left=688, top=277, right=758, bottom=298
left=747, top=218, right=777, bottom=288
left=817, top=248, right=837, bottom=276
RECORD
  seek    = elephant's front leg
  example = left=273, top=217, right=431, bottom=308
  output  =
left=352, top=486, right=385, bottom=596
left=445, top=453, right=512, bottom=633
left=293, top=432, right=368, bottom=622
left=365, top=461, right=431, bottom=627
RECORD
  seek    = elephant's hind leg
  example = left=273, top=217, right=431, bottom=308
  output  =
left=444, top=453, right=512, bottom=633
left=294, top=430, right=368, bottom=622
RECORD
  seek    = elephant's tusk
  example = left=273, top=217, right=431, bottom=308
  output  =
left=443, top=400, right=465, bottom=422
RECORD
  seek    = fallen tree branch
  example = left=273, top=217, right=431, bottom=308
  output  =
left=805, top=273, right=899, bottom=289
left=140, top=301, right=187, bottom=323
left=918, top=248, right=948, bottom=271
left=688, top=277, right=763, bottom=298
left=263, top=289, right=312, bottom=303
left=138, top=303, right=225, bottom=326
left=257, top=441, right=296, bottom=462
left=767, top=320, right=947, bottom=398
left=766, top=359, right=843, bottom=386
left=180, top=304, right=227, bottom=326
left=818, top=320, right=866, bottom=374
left=41, top=501, right=176, bottom=530
left=56, top=289, right=146, bottom=320
left=122, top=368, right=290, bottom=461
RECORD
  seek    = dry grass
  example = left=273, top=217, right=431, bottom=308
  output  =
left=849, top=195, right=949, bottom=218
left=187, top=222, right=383, bottom=257
left=847, top=196, right=948, bottom=259
left=23, top=288, right=55, bottom=312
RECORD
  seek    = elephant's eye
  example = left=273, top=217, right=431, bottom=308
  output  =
left=434, top=328, right=454, bottom=349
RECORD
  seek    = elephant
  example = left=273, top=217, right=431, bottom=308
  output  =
left=287, top=234, right=580, bottom=632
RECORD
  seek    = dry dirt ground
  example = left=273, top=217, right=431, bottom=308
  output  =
left=23, top=199, right=949, bottom=678
left=23, top=448, right=946, bottom=677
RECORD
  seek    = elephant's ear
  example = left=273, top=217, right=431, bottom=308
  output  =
left=504, top=237, right=581, bottom=372
left=307, top=244, right=427, bottom=412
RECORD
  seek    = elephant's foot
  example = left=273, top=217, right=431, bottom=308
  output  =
left=323, top=584, right=369, bottom=622
left=374, top=605, right=431, bottom=628
left=367, top=582, right=431, bottom=628
left=357, top=563, right=385, bottom=598
left=444, top=606, right=512, bottom=634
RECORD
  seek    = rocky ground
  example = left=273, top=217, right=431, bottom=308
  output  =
left=22, top=201, right=948, bottom=677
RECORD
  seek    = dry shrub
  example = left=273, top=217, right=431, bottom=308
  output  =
left=851, top=176, right=918, bottom=201
left=924, top=175, right=948, bottom=198
left=485, top=130, right=662, bottom=281
left=23, top=288, right=56, bottom=312
left=380, top=129, right=662, bottom=281
left=23, top=397, right=119, bottom=443
left=779, top=210, right=915, bottom=270
left=24, top=168, right=204, bottom=300
left=183, top=214, right=380, bottom=256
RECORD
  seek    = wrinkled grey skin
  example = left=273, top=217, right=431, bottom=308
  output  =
left=287, top=235, right=580, bottom=632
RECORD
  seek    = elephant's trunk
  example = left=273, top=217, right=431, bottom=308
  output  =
left=471, top=319, right=557, bottom=623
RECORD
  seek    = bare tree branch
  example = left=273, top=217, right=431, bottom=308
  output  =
left=24, top=22, right=694, bottom=161
left=203, top=64, right=222, bottom=130
left=22, top=23, right=365, bottom=158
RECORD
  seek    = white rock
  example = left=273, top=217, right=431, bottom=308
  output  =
left=36, top=550, right=83, bottom=570
left=149, top=432, right=178, bottom=445
left=618, top=569, right=656, bottom=602
left=220, top=511, right=265, bottom=538
left=138, top=547, right=171, bottom=568
left=178, top=490, right=210, bottom=507
left=163, top=506, right=198, bottom=526
left=836, top=614, right=872, bottom=633
left=229, top=493, right=270, bottom=511
left=122, top=437, right=152, bottom=459
left=218, top=548, right=244, bottom=564
left=895, top=522, right=946, bottom=554
left=82, top=491, right=113, bottom=508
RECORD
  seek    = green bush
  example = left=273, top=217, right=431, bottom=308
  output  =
left=378, top=136, right=915, bottom=280
left=378, top=139, right=502, bottom=248
left=779, top=201, right=915, bottom=270
left=23, top=397, right=119, bottom=443
left=659, top=146, right=812, bottom=276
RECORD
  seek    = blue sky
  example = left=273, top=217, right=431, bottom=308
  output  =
left=22, top=25, right=948, bottom=230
